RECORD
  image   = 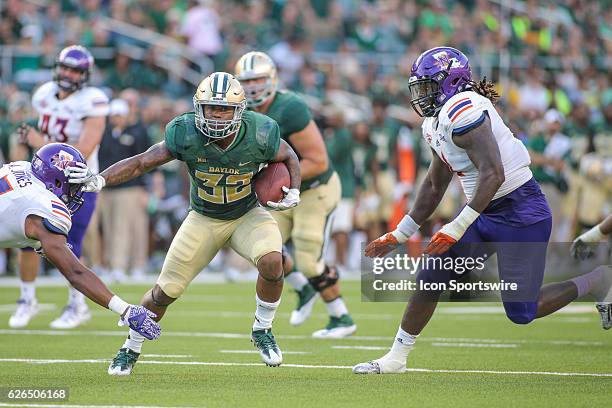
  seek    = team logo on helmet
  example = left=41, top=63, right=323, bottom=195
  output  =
left=50, top=151, right=75, bottom=171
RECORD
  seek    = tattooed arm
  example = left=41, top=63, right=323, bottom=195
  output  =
left=101, top=142, right=175, bottom=187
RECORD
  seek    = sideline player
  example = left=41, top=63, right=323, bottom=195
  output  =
left=69, top=72, right=301, bottom=374
left=12, top=45, right=108, bottom=329
left=1, top=143, right=160, bottom=340
left=571, top=214, right=612, bottom=329
left=235, top=51, right=356, bottom=338
left=353, top=47, right=610, bottom=374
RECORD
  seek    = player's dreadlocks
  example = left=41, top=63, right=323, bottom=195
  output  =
left=468, top=77, right=499, bottom=104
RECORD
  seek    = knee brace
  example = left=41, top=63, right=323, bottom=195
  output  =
left=308, top=265, right=339, bottom=292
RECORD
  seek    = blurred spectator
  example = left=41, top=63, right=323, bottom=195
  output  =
left=180, top=0, right=223, bottom=60
left=98, top=99, right=151, bottom=282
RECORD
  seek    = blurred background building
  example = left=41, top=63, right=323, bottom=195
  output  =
left=0, top=0, right=610, bottom=277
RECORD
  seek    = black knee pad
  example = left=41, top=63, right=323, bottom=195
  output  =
left=260, top=271, right=284, bottom=282
left=308, top=265, right=339, bottom=292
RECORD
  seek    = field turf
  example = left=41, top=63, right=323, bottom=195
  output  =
left=0, top=280, right=610, bottom=408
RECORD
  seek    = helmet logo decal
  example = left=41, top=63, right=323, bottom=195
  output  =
left=51, top=150, right=74, bottom=171
left=433, top=51, right=460, bottom=69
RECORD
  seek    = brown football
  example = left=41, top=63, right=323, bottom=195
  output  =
left=254, top=162, right=291, bottom=205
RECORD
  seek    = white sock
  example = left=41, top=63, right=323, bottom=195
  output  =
left=20, top=281, right=36, bottom=302
left=253, top=295, right=280, bottom=331
left=123, top=329, right=145, bottom=353
left=326, top=297, right=349, bottom=317
left=387, top=327, right=417, bottom=361
left=68, top=286, right=86, bottom=308
left=285, top=272, right=308, bottom=291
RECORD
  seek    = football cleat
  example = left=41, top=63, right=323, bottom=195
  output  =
left=9, top=298, right=39, bottom=328
left=108, top=348, right=140, bottom=376
left=312, top=314, right=357, bottom=338
left=596, top=303, right=611, bottom=330
left=289, top=284, right=318, bottom=326
left=49, top=304, right=91, bottom=329
left=252, top=329, right=282, bottom=367
left=352, top=352, right=407, bottom=374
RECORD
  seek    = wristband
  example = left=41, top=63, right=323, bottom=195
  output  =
left=579, top=225, right=605, bottom=243
left=108, top=295, right=130, bottom=316
left=444, top=205, right=480, bottom=240
left=393, top=215, right=420, bottom=242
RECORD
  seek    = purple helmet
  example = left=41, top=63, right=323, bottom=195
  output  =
left=53, top=45, right=94, bottom=93
left=409, top=47, right=472, bottom=117
left=31, top=143, right=86, bottom=214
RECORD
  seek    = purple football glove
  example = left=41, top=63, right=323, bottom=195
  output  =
left=119, top=305, right=161, bottom=340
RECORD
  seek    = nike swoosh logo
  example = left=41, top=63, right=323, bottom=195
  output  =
left=239, top=161, right=252, bottom=166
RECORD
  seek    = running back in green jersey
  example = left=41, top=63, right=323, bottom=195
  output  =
left=165, top=110, right=280, bottom=220
left=264, top=90, right=333, bottom=191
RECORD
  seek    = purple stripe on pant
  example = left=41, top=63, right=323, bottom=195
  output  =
left=417, top=178, right=552, bottom=324
left=67, top=192, right=97, bottom=258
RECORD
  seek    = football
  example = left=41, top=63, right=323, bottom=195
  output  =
left=254, top=162, right=291, bottom=205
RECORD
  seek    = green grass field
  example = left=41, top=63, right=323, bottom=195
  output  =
left=0, top=280, right=610, bottom=408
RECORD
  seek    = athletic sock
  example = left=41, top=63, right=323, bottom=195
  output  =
left=68, top=286, right=86, bottom=308
left=253, top=295, right=280, bottom=331
left=285, top=272, right=308, bottom=291
left=123, top=329, right=145, bottom=353
left=386, top=327, right=418, bottom=361
left=20, top=281, right=36, bottom=302
left=571, top=267, right=605, bottom=298
left=326, top=296, right=349, bottom=318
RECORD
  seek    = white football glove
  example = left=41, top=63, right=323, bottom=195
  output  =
left=66, top=162, right=106, bottom=193
left=267, top=186, right=300, bottom=211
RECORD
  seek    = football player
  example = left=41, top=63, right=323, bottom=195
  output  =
left=69, top=72, right=301, bottom=374
left=235, top=52, right=356, bottom=338
left=0, top=143, right=160, bottom=340
left=353, top=47, right=611, bottom=374
left=12, top=45, right=108, bottom=329
left=571, top=214, right=612, bottom=329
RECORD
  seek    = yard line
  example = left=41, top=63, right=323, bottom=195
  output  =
left=0, top=329, right=603, bottom=346
left=144, top=354, right=193, bottom=358
left=0, top=358, right=610, bottom=378
left=0, top=403, right=194, bottom=408
left=332, top=346, right=389, bottom=350
left=0, top=304, right=56, bottom=313
left=219, top=350, right=311, bottom=354
left=431, top=342, right=518, bottom=348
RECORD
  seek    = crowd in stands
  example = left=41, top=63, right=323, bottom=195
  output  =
left=0, top=0, right=609, bottom=277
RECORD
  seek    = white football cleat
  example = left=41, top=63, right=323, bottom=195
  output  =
left=9, top=298, right=39, bottom=328
left=352, top=352, right=407, bottom=374
left=108, top=348, right=140, bottom=376
left=596, top=303, right=611, bottom=330
left=49, top=304, right=91, bottom=329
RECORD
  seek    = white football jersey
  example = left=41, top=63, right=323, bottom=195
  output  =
left=422, top=91, right=532, bottom=201
left=0, top=161, right=72, bottom=249
left=32, top=81, right=109, bottom=173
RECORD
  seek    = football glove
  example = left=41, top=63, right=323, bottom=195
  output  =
left=267, top=186, right=300, bottom=211
left=66, top=162, right=105, bottom=193
left=119, top=305, right=161, bottom=340
left=570, top=226, right=604, bottom=260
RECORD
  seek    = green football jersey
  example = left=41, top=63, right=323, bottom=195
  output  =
left=264, top=90, right=334, bottom=191
left=165, top=110, right=280, bottom=220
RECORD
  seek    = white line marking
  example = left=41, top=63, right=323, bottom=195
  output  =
left=332, top=345, right=388, bottom=351
left=431, top=342, right=518, bottom=348
left=0, top=358, right=610, bottom=378
left=219, top=350, right=311, bottom=355
left=0, top=304, right=56, bottom=313
left=0, top=404, right=194, bottom=408
left=0, top=329, right=603, bottom=346
left=144, top=354, right=193, bottom=358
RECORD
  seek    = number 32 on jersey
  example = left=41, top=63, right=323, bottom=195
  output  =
left=195, top=171, right=253, bottom=204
